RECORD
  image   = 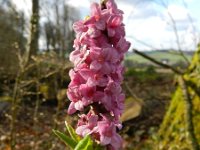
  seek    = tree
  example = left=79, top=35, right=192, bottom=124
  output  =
left=28, top=0, right=40, bottom=60
left=42, top=0, right=78, bottom=57
left=0, top=2, right=26, bottom=73
left=158, top=45, right=200, bottom=150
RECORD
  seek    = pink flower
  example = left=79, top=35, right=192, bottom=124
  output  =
left=97, top=120, right=122, bottom=146
left=76, top=111, right=98, bottom=136
left=73, top=20, right=88, bottom=33
left=76, top=111, right=123, bottom=150
left=67, top=0, right=130, bottom=149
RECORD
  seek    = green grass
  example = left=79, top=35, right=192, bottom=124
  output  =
left=125, top=51, right=193, bottom=64
left=125, top=66, right=160, bottom=82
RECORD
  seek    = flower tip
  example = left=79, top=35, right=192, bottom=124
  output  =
left=84, top=15, right=90, bottom=21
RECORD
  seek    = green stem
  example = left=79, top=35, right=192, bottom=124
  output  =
left=10, top=72, right=20, bottom=150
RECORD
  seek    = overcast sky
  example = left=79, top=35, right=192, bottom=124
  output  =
left=12, top=0, right=200, bottom=51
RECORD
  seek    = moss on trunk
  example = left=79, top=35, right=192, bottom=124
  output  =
left=158, top=45, right=200, bottom=149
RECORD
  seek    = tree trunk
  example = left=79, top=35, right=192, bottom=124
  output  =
left=28, top=0, right=39, bottom=61
left=158, top=45, right=200, bottom=150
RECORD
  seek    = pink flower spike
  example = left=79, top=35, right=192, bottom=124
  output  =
left=67, top=0, right=130, bottom=149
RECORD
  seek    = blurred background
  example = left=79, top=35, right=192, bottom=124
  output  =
left=0, top=0, right=200, bottom=150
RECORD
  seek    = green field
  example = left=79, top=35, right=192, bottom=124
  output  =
left=125, top=50, right=193, bottom=64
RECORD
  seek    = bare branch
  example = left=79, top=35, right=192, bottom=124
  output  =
left=182, top=0, right=198, bottom=47
left=128, top=35, right=160, bottom=50
left=133, top=49, right=184, bottom=75
left=158, top=0, right=190, bottom=65
left=124, top=82, right=144, bottom=105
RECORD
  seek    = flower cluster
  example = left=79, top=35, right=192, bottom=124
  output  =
left=67, top=0, right=130, bottom=149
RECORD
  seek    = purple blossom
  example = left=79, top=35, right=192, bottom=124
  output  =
left=67, top=0, right=130, bottom=149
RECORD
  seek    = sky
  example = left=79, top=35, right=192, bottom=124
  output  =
left=11, top=0, right=200, bottom=51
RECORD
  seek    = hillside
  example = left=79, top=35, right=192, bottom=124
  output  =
left=125, top=50, right=194, bottom=65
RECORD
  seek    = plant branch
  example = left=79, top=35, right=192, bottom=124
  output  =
left=157, top=0, right=190, bottom=65
left=124, top=82, right=144, bottom=105
left=10, top=72, right=20, bottom=150
left=128, top=35, right=160, bottom=50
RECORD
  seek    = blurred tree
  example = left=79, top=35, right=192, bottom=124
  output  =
left=44, top=20, right=56, bottom=51
left=28, top=0, right=40, bottom=61
left=42, top=0, right=78, bottom=57
left=0, top=2, right=26, bottom=73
